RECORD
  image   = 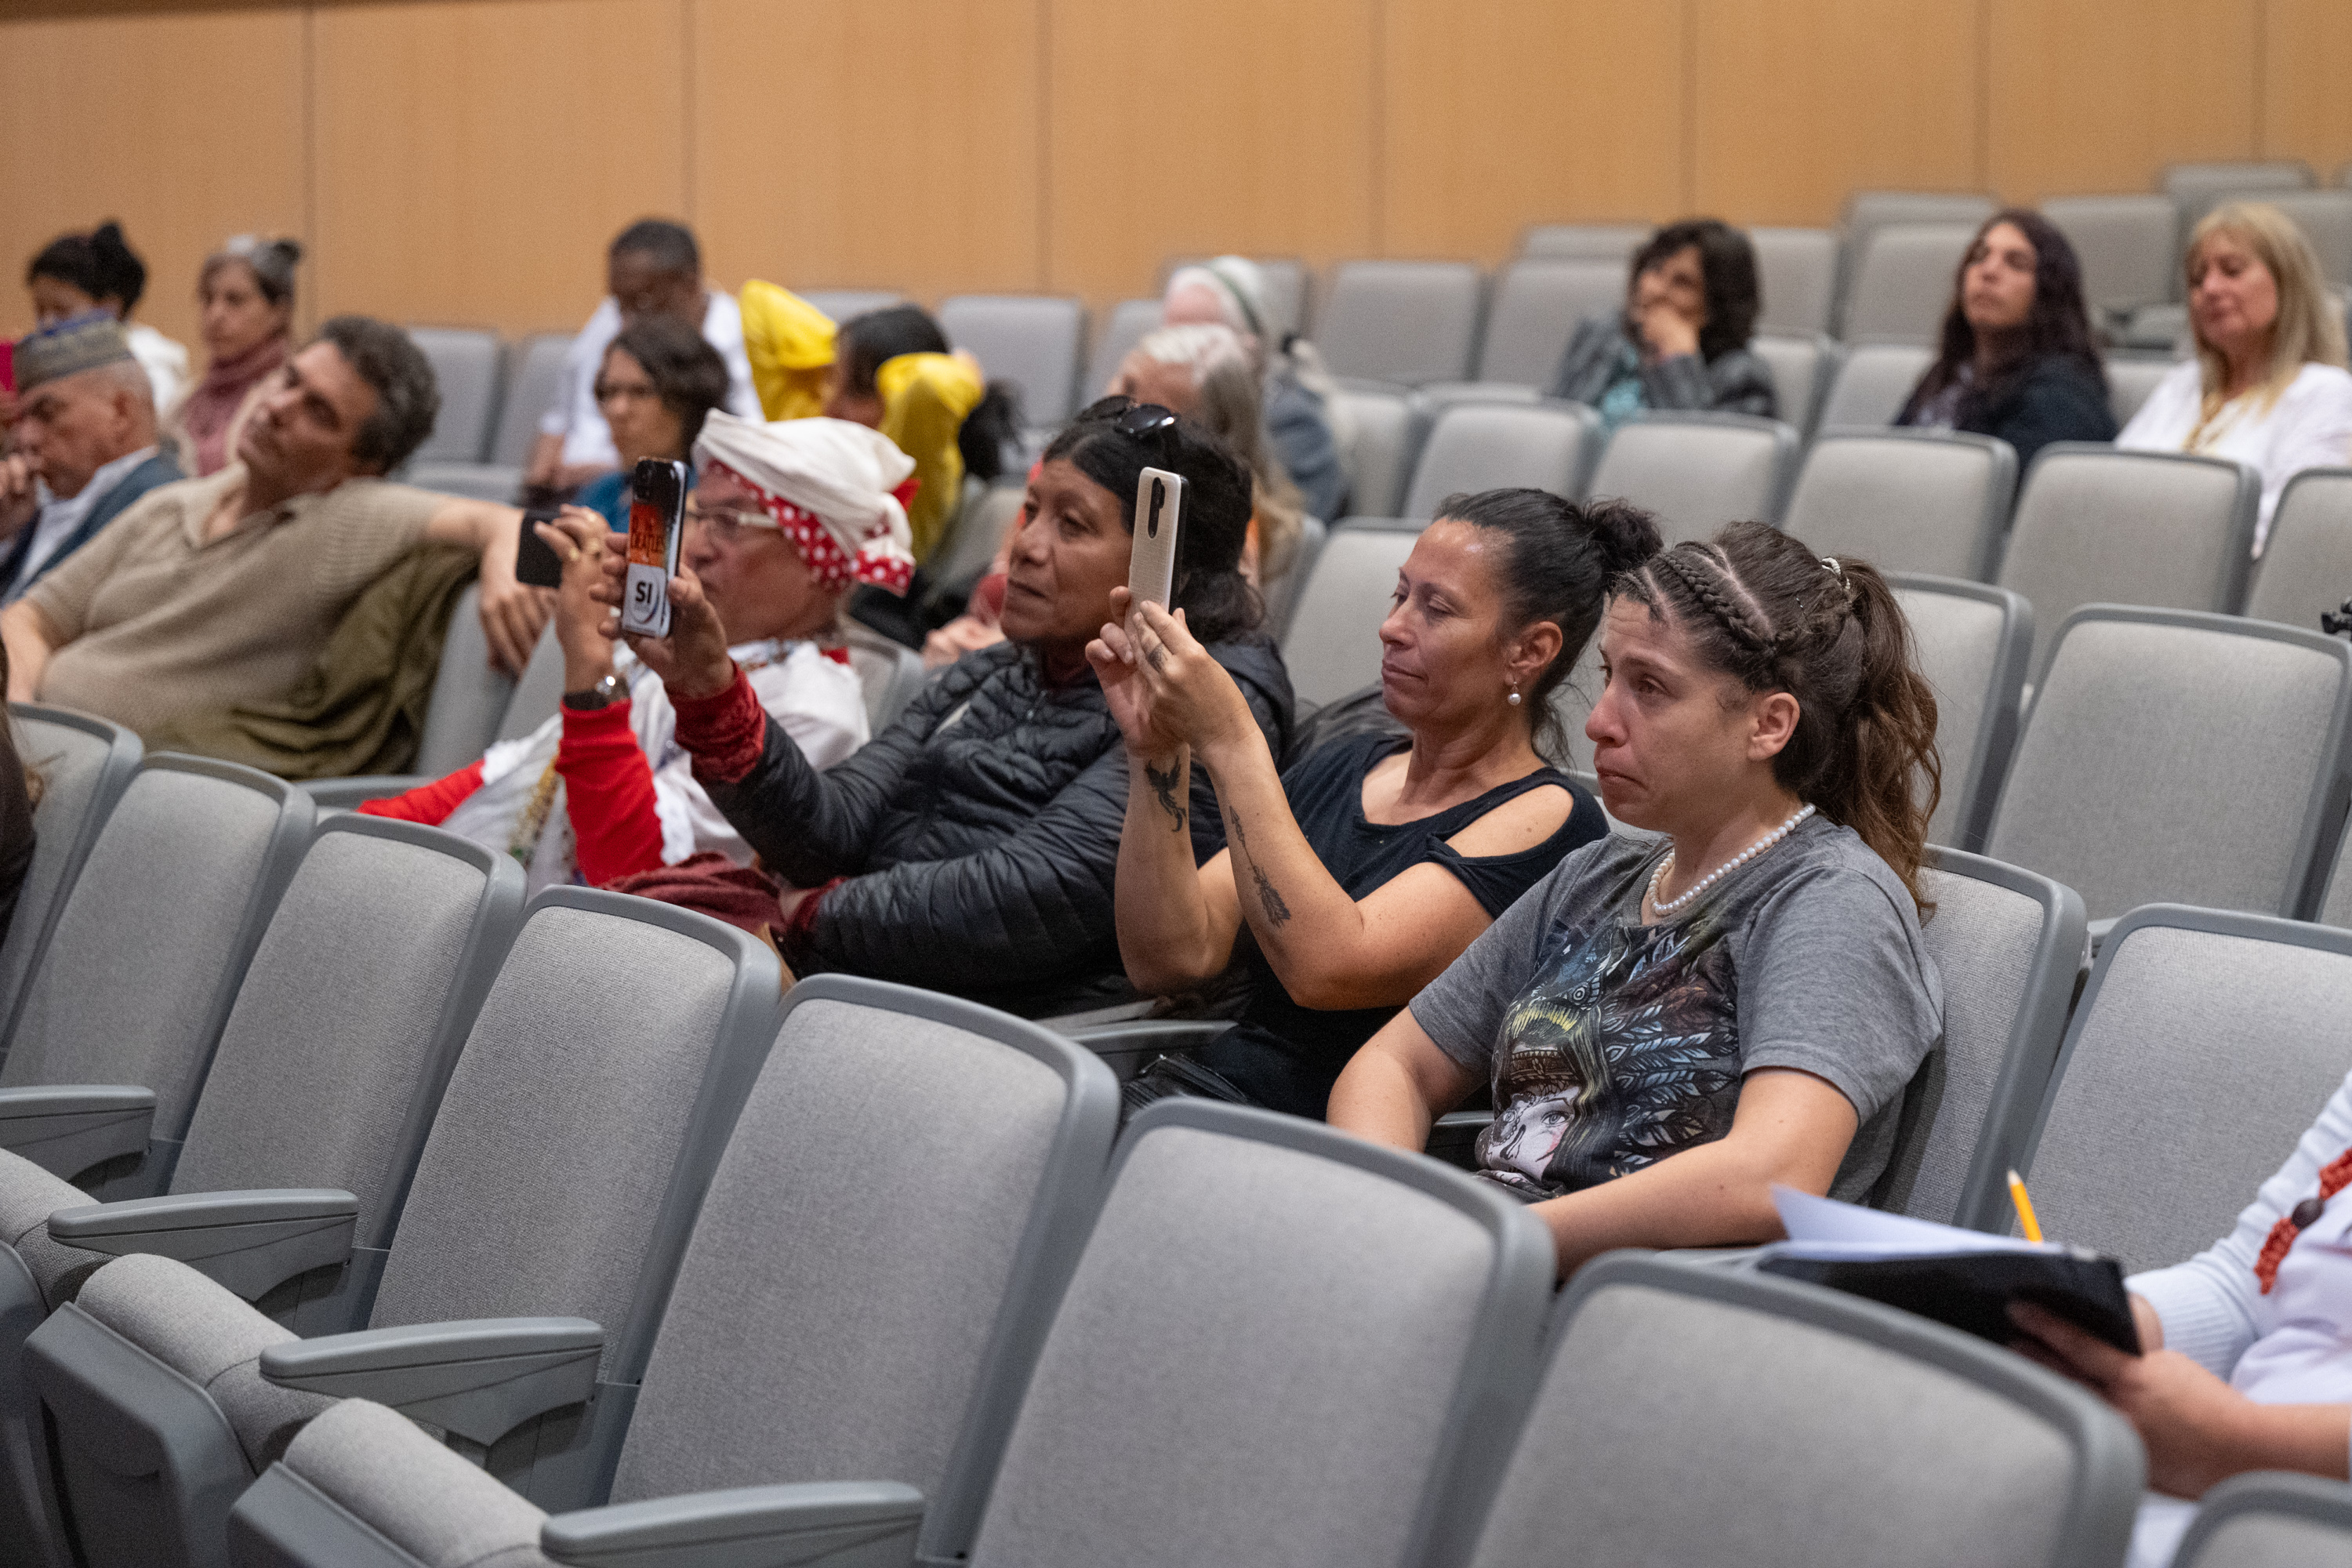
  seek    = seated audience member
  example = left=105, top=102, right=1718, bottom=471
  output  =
left=1163, top=257, right=1348, bottom=522
left=738, top=279, right=838, bottom=423
left=24, top=221, right=188, bottom=412
left=572, top=317, right=732, bottom=530
left=1896, top=209, right=2118, bottom=471
left=820, top=303, right=1018, bottom=561
left=604, top=397, right=1291, bottom=1016
left=2118, top=201, right=2352, bottom=549
left=0, top=317, right=551, bottom=742
left=1096, top=488, right=1652, bottom=1120
left=361, top=412, right=875, bottom=894
left=1548, top=218, right=1777, bottom=426
left=173, top=235, right=300, bottom=477
left=0, top=316, right=182, bottom=601
left=527, top=220, right=760, bottom=496
left=1330, top=522, right=1944, bottom=1276
left=2012, top=1070, right=2352, bottom=1567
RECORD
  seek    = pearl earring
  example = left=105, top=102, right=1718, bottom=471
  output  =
left=1507, top=685, right=1522, bottom=706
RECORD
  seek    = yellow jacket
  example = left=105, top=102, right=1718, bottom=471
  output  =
left=739, top=280, right=836, bottom=423
left=875, top=351, right=985, bottom=563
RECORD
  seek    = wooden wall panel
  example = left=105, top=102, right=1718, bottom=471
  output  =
left=310, top=0, right=688, bottom=336
left=1988, top=0, right=2259, bottom=202
left=0, top=8, right=306, bottom=350
left=1381, top=0, right=1686, bottom=261
left=1691, top=0, right=1984, bottom=227
left=694, top=0, right=1041, bottom=307
left=2263, top=0, right=2352, bottom=179
left=1044, top=0, right=1375, bottom=310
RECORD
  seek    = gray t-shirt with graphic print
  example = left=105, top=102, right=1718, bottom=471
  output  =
left=1410, top=814, right=1944, bottom=1205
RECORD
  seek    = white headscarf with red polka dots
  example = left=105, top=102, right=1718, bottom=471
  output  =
left=692, top=411, right=920, bottom=597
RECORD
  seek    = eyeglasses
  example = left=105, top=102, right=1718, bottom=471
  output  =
left=1076, top=394, right=1179, bottom=443
left=684, top=498, right=779, bottom=542
left=593, top=380, right=660, bottom=405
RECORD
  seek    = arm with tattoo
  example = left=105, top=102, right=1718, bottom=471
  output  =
left=1113, top=742, right=1247, bottom=994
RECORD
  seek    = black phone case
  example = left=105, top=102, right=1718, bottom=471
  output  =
left=514, top=508, right=567, bottom=589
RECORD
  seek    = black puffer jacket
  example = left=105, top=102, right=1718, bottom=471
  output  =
left=706, top=637, right=1294, bottom=1016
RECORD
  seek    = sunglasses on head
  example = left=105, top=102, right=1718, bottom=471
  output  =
left=1076, top=394, right=1180, bottom=442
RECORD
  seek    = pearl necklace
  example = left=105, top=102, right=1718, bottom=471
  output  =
left=1646, top=804, right=1817, bottom=917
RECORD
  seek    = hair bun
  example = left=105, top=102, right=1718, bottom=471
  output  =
left=271, top=238, right=304, bottom=267
left=91, top=221, right=129, bottom=256
left=1581, top=497, right=1665, bottom=575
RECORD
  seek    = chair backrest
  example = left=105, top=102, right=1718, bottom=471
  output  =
left=938, top=296, right=1087, bottom=426
left=1, top=757, right=312, bottom=1158
left=1280, top=519, right=1422, bottom=706
left=363, top=890, right=780, bottom=1397
left=1844, top=191, right=2000, bottom=249
left=2163, top=160, right=2315, bottom=235
left=2175, top=1472, right=2352, bottom=1568
left=798, top=289, right=906, bottom=325
left=1751, top=227, right=1840, bottom=337
left=1998, top=446, right=2259, bottom=673
left=2265, top=190, right=2352, bottom=287
left=1873, top=848, right=2085, bottom=1230
left=1751, top=332, right=1837, bottom=437
left=495, top=626, right=567, bottom=743
left=489, top=334, right=572, bottom=467
left=1083, top=297, right=1163, bottom=400
left=1402, top=401, right=1601, bottom=521
left=411, top=583, right=517, bottom=778
left=613, top=978, right=1118, bottom=1545
left=956, top=1099, right=1555, bottom=1568
left=848, top=640, right=930, bottom=734
left=1330, top=384, right=1425, bottom=519
left=167, top=818, right=525, bottom=1257
left=932, top=480, right=1022, bottom=593
left=1316, top=261, right=1484, bottom=384
left=1984, top=608, right=2352, bottom=924
left=1583, top=411, right=1799, bottom=546
left=1473, top=260, right=1623, bottom=387
left=2041, top=194, right=2180, bottom=314
left=404, top=328, right=502, bottom=465
left=2105, top=354, right=2176, bottom=425
left=1889, top=575, right=2032, bottom=852
left=2321, top=818, right=2352, bottom=930
left=1261, top=513, right=1327, bottom=642
left=1840, top=223, right=1977, bottom=344
left=2245, top=468, right=2352, bottom=633
left=1785, top=430, right=2018, bottom=583
left=2017, top=906, right=2352, bottom=1272
left=1519, top=223, right=1647, bottom=263
left=0, top=706, right=140, bottom=1044
left=1817, top=342, right=1937, bottom=430
left=1455, top=1254, right=2141, bottom=1568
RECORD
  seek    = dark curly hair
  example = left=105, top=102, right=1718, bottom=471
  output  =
left=1900, top=209, right=2104, bottom=429
left=1631, top=220, right=1762, bottom=362
left=605, top=315, right=730, bottom=456
left=316, top=316, right=440, bottom=475
left=28, top=221, right=147, bottom=315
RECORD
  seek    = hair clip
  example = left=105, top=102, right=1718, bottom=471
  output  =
left=1820, top=556, right=1845, bottom=579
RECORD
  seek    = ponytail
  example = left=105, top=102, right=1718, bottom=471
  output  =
left=958, top=381, right=1022, bottom=485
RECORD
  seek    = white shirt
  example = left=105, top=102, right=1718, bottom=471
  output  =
left=539, top=292, right=761, bottom=470
left=2115, top=359, right=2352, bottom=550
left=7, top=444, right=160, bottom=603
left=124, top=323, right=190, bottom=416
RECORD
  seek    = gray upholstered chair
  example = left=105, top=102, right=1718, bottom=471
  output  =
left=2162, top=161, right=2315, bottom=239
left=937, top=296, right=1088, bottom=426
left=1444, top=1253, right=2143, bottom=1568
left=1842, top=191, right=1999, bottom=263
left=797, top=290, right=906, bottom=326
left=2015, top=906, right=2352, bottom=1275
left=2174, top=1472, right=2352, bottom=1568
left=1330, top=384, right=1428, bottom=519
left=1816, top=341, right=1936, bottom=430
left=1839, top=222, right=1980, bottom=346
left=20, top=890, right=782, bottom=1568
left=1083, top=296, right=1163, bottom=400
left=0, top=815, right=524, bottom=1568
left=1750, top=227, right=1839, bottom=337
left=218, top=975, right=1121, bottom=1568
left=1785, top=430, right=2019, bottom=583
left=403, top=328, right=502, bottom=466
left=1518, top=223, right=1647, bottom=263
left=1262, top=514, right=1329, bottom=644
left=0, top=706, right=140, bottom=1044
left=1982, top=608, right=2352, bottom=927
left=1316, top=261, right=1485, bottom=385
left=1751, top=332, right=1838, bottom=437
left=2105, top=354, right=2177, bottom=425
left=492, top=334, right=572, bottom=468
left=1470, top=260, right=1621, bottom=387
left=1279, top=519, right=1424, bottom=707
left=412, top=583, right=519, bottom=778
left=1401, top=401, right=1601, bottom=521
left=1582, top=410, right=1800, bottom=546
left=1998, top=446, right=2259, bottom=674
left=2042, top=195, right=2180, bottom=326
left=2243, top=468, right=2352, bottom=637
left=1888, top=575, right=2032, bottom=851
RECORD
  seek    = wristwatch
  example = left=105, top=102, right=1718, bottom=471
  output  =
left=563, top=673, right=626, bottom=712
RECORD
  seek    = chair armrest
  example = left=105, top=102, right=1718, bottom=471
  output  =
left=258, top=1317, right=603, bottom=1445
left=299, top=776, right=426, bottom=811
left=1055, top=1021, right=1229, bottom=1086
left=0, top=1085, right=155, bottom=1181
left=542, top=1482, right=924, bottom=1568
left=46, top=1189, right=358, bottom=1301
left=1424, top=1109, right=1487, bottom=1172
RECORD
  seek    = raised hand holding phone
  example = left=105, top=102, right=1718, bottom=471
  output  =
left=621, top=458, right=689, bottom=637
left=1127, top=465, right=1185, bottom=617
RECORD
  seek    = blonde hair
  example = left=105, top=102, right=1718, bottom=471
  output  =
left=2187, top=202, right=2350, bottom=437
left=1126, top=323, right=1306, bottom=583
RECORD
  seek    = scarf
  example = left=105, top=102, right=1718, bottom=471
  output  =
left=694, top=411, right=918, bottom=594
left=180, top=335, right=286, bottom=476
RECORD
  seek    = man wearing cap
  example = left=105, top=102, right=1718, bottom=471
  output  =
left=0, top=314, right=551, bottom=742
left=0, top=314, right=182, bottom=604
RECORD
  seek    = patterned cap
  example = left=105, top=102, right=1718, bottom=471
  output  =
left=13, top=310, right=135, bottom=393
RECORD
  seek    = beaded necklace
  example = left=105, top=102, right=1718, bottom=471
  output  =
left=1646, top=804, right=1816, bottom=919
left=2253, top=1145, right=2352, bottom=1294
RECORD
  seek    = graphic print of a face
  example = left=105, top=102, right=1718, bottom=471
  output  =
left=1490, top=1091, right=1574, bottom=1182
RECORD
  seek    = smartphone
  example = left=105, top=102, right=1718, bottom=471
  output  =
left=514, top=506, right=567, bottom=590
left=1128, top=466, right=1185, bottom=612
left=621, top=459, right=689, bottom=637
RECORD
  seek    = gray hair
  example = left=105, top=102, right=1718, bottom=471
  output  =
left=1126, top=323, right=1306, bottom=580
left=203, top=235, right=302, bottom=307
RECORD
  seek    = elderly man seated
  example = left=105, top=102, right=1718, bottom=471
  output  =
left=0, top=314, right=183, bottom=603
left=1, top=315, right=550, bottom=742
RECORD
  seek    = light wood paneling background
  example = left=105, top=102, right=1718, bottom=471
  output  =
left=2, top=0, right=2348, bottom=345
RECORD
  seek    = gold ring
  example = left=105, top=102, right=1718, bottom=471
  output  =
left=564, top=548, right=582, bottom=564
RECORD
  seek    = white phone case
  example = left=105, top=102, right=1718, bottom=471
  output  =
left=1129, top=466, right=1185, bottom=611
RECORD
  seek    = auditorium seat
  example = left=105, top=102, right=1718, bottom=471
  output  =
left=1842, top=191, right=2000, bottom=256
left=1262, top=514, right=1328, bottom=643
left=411, top=583, right=517, bottom=777
left=2267, top=190, right=2352, bottom=285
left=1840, top=223, right=1978, bottom=344
left=2163, top=160, right=2315, bottom=238
left=2015, top=906, right=2352, bottom=1273
left=1817, top=342, right=1936, bottom=430
left=0, top=707, right=139, bottom=1044
left=1465, top=1254, right=2141, bottom=1568
left=221, top=975, right=1120, bottom=1568
left=1784, top=430, right=2018, bottom=583
left=1329, top=383, right=1425, bottom=519
left=1751, top=227, right=1840, bottom=337
left=2174, top=1472, right=2352, bottom=1568
left=491, top=333, right=571, bottom=466
left=2105, top=354, right=2176, bottom=425
left=2041, top=195, right=2179, bottom=332
left=403, top=328, right=501, bottom=466
left=1280, top=519, right=1423, bottom=706
left=1401, top=401, right=1601, bottom=520
left=2243, top=468, right=2352, bottom=636
left=1751, top=332, right=1839, bottom=437
left=20, top=889, right=782, bottom=1568
left=846, top=637, right=931, bottom=735
left=1316, top=261, right=1484, bottom=385
left=1983, top=608, right=2352, bottom=927
left=939, top=295, right=1089, bottom=426
left=1889, top=575, right=2031, bottom=851
left=1997, top=446, right=2259, bottom=673
left=1519, top=222, right=1647, bottom=263
left=797, top=289, right=905, bottom=325
left=1084, top=296, right=1163, bottom=398
left=1471, top=259, right=1622, bottom=387
left=1582, top=411, right=1799, bottom=546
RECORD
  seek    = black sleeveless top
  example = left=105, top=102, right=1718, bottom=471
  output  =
left=1192, top=731, right=1609, bottom=1118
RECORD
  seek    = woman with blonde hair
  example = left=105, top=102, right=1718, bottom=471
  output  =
left=2118, top=201, right=2352, bottom=548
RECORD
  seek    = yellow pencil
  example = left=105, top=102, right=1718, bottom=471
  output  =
left=2008, top=1168, right=2044, bottom=1243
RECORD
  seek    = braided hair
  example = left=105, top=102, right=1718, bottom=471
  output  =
left=1614, top=521, right=1941, bottom=911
